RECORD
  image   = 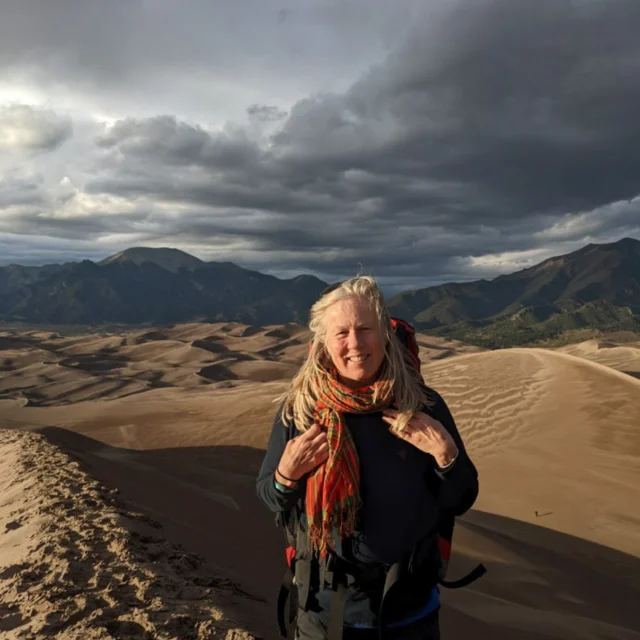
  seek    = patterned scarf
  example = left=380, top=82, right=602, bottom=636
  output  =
left=306, top=368, right=395, bottom=557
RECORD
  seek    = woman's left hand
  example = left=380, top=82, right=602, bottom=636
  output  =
left=382, top=408, right=458, bottom=468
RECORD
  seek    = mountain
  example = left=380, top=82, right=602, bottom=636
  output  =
left=0, top=248, right=329, bottom=326
left=2, top=239, right=639, bottom=347
left=98, top=247, right=205, bottom=273
left=387, top=237, right=640, bottom=347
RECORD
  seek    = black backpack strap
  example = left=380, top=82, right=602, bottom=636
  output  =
left=439, top=562, right=487, bottom=589
left=276, top=508, right=304, bottom=639
left=276, top=506, right=318, bottom=639
left=434, top=510, right=487, bottom=591
left=277, top=565, right=296, bottom=638
left=319, top=551, right=354, bottom=640
left=377, top=559, right=405, bottom=640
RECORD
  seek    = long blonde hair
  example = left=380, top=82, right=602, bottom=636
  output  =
left=274, top=275, right=433, bottom=433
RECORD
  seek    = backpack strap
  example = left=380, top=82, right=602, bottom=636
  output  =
left=435, top=512, right=487, bottom=590
left=276, top=504, right=323, bottom=639
left=324, top=553, right=349, bottom=640
left=439, top=563, right=487, bottom=589
left=276, top=565, right=297, bottom=638
left=377, top=555, right=416, bottom=640
left=275, top=511, right=295, bottom=638
left=276, top=508, right=309, bottom=639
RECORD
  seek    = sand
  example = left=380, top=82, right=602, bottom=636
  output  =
left=1, top=324, right=639, bottom=639
left=0, top=429, right=255, bottom=640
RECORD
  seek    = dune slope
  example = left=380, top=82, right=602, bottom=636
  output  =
left=0, top=429, right=255, bottom=640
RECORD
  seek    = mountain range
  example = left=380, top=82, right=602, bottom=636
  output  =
left=0, top=247, right=327, bottom=327
left=388, top=237, right=640, bottom=347
left=1, top=239, right=639, bottom=347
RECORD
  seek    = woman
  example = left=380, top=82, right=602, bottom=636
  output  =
left=256, top=276, right=479, bottom=640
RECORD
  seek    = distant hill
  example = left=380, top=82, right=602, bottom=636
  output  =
left=386, top=237, right=640, bottom=347
left=2, top=239, right=639, bottom=348
left=0, top=248, right=328, bottom=326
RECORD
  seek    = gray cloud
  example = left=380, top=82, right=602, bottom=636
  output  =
left=0, top=105, right=72, bottom=152
left=0, top=0, right=405, bottom=123
left=1, top=0, right=640, bottom=291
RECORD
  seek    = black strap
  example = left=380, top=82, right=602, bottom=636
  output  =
left=297, top=557, right=312, bottom=612
left=289, top=576, right=299, bottom=627
left=277, top=566, right=295, bottom=638
left=439, top=563, right=487, bottom=589
left=276, top=507, right=306, bottom=639
left=377, top=560, right=404, bottom=640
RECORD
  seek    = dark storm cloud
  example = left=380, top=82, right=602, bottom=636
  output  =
left=276, top=0, right=640, bottom=218
left=2, top=0, right=640, bottom=289
left=95, top=116, right=261, bottom=171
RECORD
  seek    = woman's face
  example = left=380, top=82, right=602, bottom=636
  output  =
left=323, top=296, right=387, bottom=388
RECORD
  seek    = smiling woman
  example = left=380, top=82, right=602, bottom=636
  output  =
left=324, top=297, right=387, bottom=388
left=256, top=276, right=480, bottom=640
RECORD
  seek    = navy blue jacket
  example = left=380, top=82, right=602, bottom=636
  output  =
left=256, top=387, right=479, bottom=628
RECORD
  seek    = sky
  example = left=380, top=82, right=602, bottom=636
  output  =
left=1, top=0, right=640, bottom=293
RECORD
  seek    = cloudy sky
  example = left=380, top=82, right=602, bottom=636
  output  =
left=1, top=0, right=640, bottom=292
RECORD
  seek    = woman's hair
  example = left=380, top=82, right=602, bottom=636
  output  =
left=274, top=275, right=433, bottom=432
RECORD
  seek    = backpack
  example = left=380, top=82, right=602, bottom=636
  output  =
left=275, top=317, right=486, bottom=639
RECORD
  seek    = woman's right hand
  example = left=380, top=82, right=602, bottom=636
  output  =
left=276, top=423, right=329, bottom=486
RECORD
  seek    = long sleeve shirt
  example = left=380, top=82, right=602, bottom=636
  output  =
left=256, top=387, right=479, bottom=628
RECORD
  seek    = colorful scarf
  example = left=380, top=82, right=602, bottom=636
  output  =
left=306, top=368, right=395, bottom=557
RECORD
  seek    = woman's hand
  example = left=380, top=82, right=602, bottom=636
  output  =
left=276, top=423, right=329, bottom=486
left=382, top=408, right=458, bottom=468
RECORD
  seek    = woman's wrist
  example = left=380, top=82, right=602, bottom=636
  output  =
left=275, top=466, right=299, bottom=488
left=435, top=445, right=459, bottom=470
left=274, top=478, right=297, bottom=494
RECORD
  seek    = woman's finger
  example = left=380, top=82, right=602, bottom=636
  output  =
left=395, top=428, right=414, bottom=442
left=311, top=430, right=328, bottom=446
left=304, top=423, right=321, bottom=439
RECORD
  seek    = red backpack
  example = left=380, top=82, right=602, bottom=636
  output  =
left=275, top=317, right=486, bottom=638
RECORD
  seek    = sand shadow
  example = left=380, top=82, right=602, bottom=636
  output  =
left=30, top=426, right=640, bottom=640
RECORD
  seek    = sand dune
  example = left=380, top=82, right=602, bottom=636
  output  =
left=1, top=323, right=639, bottom=639
left=0, top=324, right=310, bottom=407
left=556, top=337, right=640, bottom=380
left=0, top=429, right=254, bottom=640
left=423, top=348, right=640, bottom=556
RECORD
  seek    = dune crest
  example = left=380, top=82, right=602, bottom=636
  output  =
left=556, top=337, right=640, bottom=380
left=0, top=429, right=255, bottom=640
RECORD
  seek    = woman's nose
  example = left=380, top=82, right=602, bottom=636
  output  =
left=347, top=330, right=362, bottom=349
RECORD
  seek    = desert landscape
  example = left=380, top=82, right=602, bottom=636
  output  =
left=1, top=322, right=640, bottom=639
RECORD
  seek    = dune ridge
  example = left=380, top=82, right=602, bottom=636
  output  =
left=556, top=338, right=640, bottom=380
left=0, top=429, right=256, bottom=640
